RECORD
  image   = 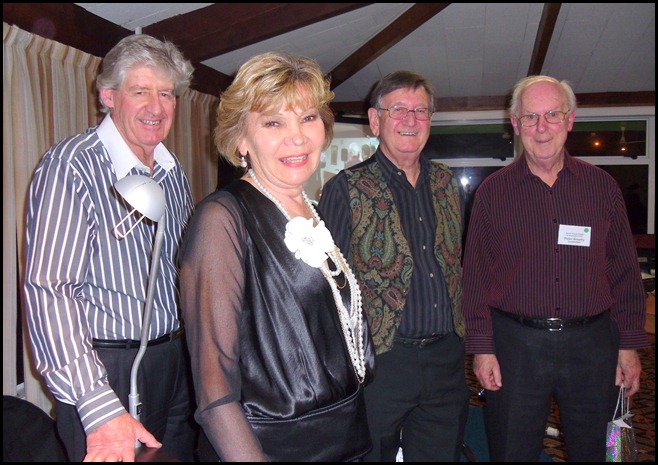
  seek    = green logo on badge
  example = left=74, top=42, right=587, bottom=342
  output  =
left=584, top=228, right=590, bottom=233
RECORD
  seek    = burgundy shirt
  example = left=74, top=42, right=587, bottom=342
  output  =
left=462, top=152, right=649, bottom=353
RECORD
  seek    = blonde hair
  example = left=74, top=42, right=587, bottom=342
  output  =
left=214, top=51, right=335, bottom=167
left=509, top=75, right=577, bottom=117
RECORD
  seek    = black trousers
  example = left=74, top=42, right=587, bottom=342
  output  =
left=362, top=332, right=470, bottom=462
left=485, top=310, right=619, bottom=462
left=55, top=337, right=197, bottom=462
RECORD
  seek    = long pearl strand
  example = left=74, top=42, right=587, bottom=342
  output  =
left=248, top=169, right=366, bottom=383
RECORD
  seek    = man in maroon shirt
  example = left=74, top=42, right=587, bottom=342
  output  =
left=462, top=75, right=650, bottom=462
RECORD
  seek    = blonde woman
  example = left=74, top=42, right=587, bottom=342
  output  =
left=180, top=51, right=375, bottom=462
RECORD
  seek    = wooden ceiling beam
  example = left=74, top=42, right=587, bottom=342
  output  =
left=3, top=3, right=130, bottom=58
left=3, top=3, right=654, bottom=114
left=145, top=3, right=371, bottom=63
left=527, top=3, right=562, bottom=76
left=329, top=3, right=451, bottom=89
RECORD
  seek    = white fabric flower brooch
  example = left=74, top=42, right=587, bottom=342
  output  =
left=284, top=217, right=335, bottom=268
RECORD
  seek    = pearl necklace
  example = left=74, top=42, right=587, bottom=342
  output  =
left=248, top=169, right=366, bottom=383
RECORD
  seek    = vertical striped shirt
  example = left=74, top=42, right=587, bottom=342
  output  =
left=462, top=152, right=649, bottom=354
left=23, top=115, right=194, bottom=431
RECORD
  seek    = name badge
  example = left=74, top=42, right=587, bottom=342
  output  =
left=557, top=224, right=591, bottom=247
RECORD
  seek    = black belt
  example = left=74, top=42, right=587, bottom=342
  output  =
left=394, top=333, right=448, bottom=348
left=494, top=309, right=606, bottom=331
left=92, top=326, right=184, bottom=349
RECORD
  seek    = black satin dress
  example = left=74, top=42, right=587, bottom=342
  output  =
left=180, top=180, right=374, bottom=462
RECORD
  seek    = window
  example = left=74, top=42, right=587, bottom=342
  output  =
left=426, top=122, right=515, bottom=160
left=567, top=120, right=647, bottom=159
left=563, top=110, right=654, bottom=234
left=429, top=114, right=515, bottom=238
left=316, top=109, right=654, bottom=236
left=430, top=110, right=654, bottom=236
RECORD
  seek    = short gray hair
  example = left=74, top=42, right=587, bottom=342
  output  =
left=96, top=34, right=194, bottom=113
left=368, top=70, right=436, bottom=113
left=508, top=75, right=577, bottom=117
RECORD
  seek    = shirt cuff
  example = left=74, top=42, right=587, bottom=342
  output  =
left=465, top=335, right=495, bottom=354
left=618, top=329, right=652, bottom=350
left=76, top=384, right=128, bottom=433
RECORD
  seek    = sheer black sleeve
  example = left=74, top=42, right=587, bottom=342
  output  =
left=179, top=191, right=268, bottom=461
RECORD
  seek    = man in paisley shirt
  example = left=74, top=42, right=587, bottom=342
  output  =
left=319, top=70, right=469, bottom=462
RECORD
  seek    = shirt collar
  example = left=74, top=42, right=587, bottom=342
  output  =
left=514, top=149, right=580, bottom=185
left=375, top=149, right=398, bottom=182
left=375, top=149, right=431, bottom=185
left=561, top=150, right=581, bottom=177
left=96, top=114, right=176, bottom=180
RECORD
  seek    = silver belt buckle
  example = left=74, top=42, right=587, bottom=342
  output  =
left=546, top=318, right=563, bottom=331
left=417, top=337, right=428, bottom=348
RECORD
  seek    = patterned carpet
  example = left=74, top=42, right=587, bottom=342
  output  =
left=465, top=335, right=655, bottom=462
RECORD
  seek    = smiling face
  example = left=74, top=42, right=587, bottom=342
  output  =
left=99, top=65, right=176, bottom=166
left=367, top=86, right=432, bottom=168
left=510, top=80, right=575, bottom=168
left=238, top=100, right=325, bottom=198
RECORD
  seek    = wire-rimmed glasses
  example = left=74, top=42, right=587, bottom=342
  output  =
left=378, top=105, right=433, bottom=121
left=516, top=109, right=570, bottom=127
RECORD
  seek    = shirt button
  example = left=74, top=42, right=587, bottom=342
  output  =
left=429, top=273, right=434, bottom=278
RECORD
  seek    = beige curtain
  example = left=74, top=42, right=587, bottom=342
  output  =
left=166, top=89, right=219, bottom=204
left=3, top=22, right=219, bottom=415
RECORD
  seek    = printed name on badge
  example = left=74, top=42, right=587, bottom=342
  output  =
left=557, top=224, right=591, bottom=247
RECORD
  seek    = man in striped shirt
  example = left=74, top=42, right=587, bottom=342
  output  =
left=462, top=75, right=650, bottom=461
left=24, top=34, right=197, bottom=462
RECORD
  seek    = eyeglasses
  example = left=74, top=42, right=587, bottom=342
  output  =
left=516, top=110, right=570, bottom=127
left=378, top=106, right=433, bottom=121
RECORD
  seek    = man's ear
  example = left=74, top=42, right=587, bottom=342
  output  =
left=99, top=88, right=114, bottom=110
left=566, top=109, right=576, bottom=132
left=368, top=107, right=380, bottom=137
left=510, top=116, right=521, bottom=136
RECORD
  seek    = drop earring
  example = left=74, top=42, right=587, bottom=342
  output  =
left=240, top=155, right=248, bottom=168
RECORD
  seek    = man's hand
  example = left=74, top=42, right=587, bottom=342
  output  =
left=83, top=413, right=161, bottom=462
left=616, top=349, right=642, bottom=396
left=473, top=353, right=503, bottom=391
